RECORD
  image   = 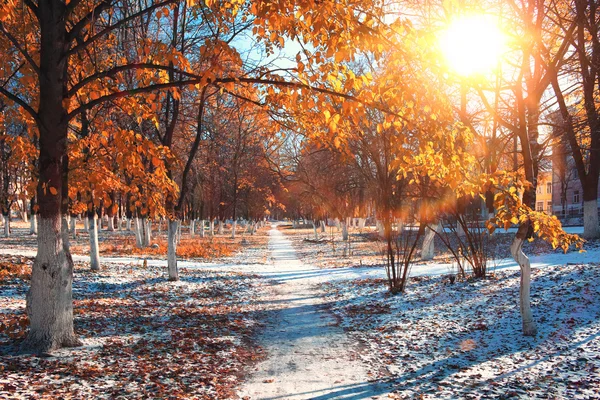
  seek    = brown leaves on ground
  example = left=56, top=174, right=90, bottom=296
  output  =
left=0, top=264, right=266, bottom=399
left=0, top=256, right=33, bottom=281
left=71, top=236, right=239, bottom=259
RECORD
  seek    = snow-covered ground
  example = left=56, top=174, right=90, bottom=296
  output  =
left=1, top=222, right=599, bottom=399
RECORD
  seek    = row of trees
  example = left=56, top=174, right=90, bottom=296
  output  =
left=0, top=0, right=591, bottom=353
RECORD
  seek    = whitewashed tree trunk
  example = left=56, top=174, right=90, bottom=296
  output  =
left=69, top=216, right=77, bottom=236
left=210, top=219, right=215, bottom=236
left=231, top=220, right=237, bottom=239
left=320, top=220, right=326, bottom=233
left=83, top=217, right=89, bottom=231
left=168, top=219, right=178, bottom=281
left=510, top=225, right=538, bottom=336
left=126, top=218, right=132, bottom=231
left=88, top=214, right=100, bottom=271
left=376, top=220, right=385, bottom=238
left=583, top=200, right=599, bottom=239
left=3, top=215, right=10, bottom=237
left=190, top=219, right=196, bottom=237
left=176, top=221, right=182, bottom=244
left=199, top=220, right=205, bottom=237
left=293, top=220, right=298, bottom=229
left=358, top=218, right=366, bottom=229
left=107, top=216, right=115, bottom=231
left=421, top=222, right=440, bottom=261
left=30, top=213, right=38, bottom=235
left=341, top=220, right=349, bottom=241
left=218, top=220, right=224, bottom=235
left=144, top=219, right=152, bottom=246
left=23, top=217, right=81, bottom=353
left=312, top=221, right=319, bottom=240
left=134, top=217, right=144, bottom=248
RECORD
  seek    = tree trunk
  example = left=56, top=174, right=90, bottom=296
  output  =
left=199, top=220, right=205, bottom=237
left=341, top=220, right=349, bottom=241
left=231, top=220, right=237, bottom=239
left=107, top=215, right=115, bottom=231
left=30, top=213, right=38, bottom=235
left=88, top=213, right=100, bottom=272
left=69, top=216, right=77, bottom=236
left=190, top=219, right=195, bottom=237
left=320, top=220, right=326, bottom=233
left=143, top=219, right=152, bottom=247
left=126, top=218, right=132, bottom=231
left=218, top=219, right=224, bottom=235
left=210, top=219, right=215, bottom=236
left=134, top=217, right=144, bottom=248
left=83, top=217, right=89, bottom=231
left=312, top=221, right=319, bottom=240
left=510, top=222, right=538, bottom=336
left=421, top=222, right=440, bottom=261
left=3, top=214, right=9, bottom=237
left=168, top=219, right=179, bottom=281
left=583, top=199, right=599, bottom=239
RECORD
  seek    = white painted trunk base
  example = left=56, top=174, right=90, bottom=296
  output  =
left=199, top=220, right=205, bottom=238
left=421, top=222, right=440, bottom=261
left=583, top=200, right=599, bottom=239
left=69, top=217, right=77, bottom=236
left=134, top=217, right=144, bottom=248
left=22, top=217, right=81, bottom=352
left=231, top=221, right=237, bottom=239
left=510, top=231, right=537, bottom=336
left=89, top=215, right=100, bottom=271
left=3, top=215, right=10, bottom=237
left=341, top=221, right=348, bottom=241
left=30, top=214, right=38, bottom=235
left=167, top=220, right=179, bottom=281
left=218, top=220, right=224, bottom=235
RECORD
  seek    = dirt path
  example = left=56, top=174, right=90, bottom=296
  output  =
left=238, top=224, right=390, bottom=400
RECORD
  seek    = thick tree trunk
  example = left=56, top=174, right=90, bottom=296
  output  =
left=88, top=213, right=100, bottom=272
left=126, top=218, right=132, bottom=231
left=199, top=220, right=205, bottom=237
left=167, top=219, right=179, bottom=281
left=218, top=219, right=224, bottom=235
left=83, top=217, right=89, bottom=231
left=231, top=220, right=237, bottom=239
left=320, top=220, right=326, bottom=233
left=190, top=219, right=195, bottom=237
left=210, top=219, right=215, bottom=236
left=510, top=223, right=538, bottom=336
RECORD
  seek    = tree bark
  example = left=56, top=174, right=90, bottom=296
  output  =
left=231, top=220, right=237, bottom=239
left=3, top=214, right=9, bottom=237
left=510, top=222, right=538, bottom=336
left=421, top=222, right=440, bottom=261
left=88, top=213, right=100, bottom=272
left=167, top=219, right=179, bottom=281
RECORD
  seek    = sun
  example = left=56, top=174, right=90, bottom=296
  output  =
left=439, top=15, right=506, bottom=77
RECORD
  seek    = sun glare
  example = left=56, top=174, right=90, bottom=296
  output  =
left=439, top=15, right=506, bottom=77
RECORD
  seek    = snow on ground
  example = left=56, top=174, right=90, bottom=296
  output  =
left=320, top=263, right=600, bottom=398
left=238, top=225, right=392, bottom=399
left=0, top=249, right=269, bottom=399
